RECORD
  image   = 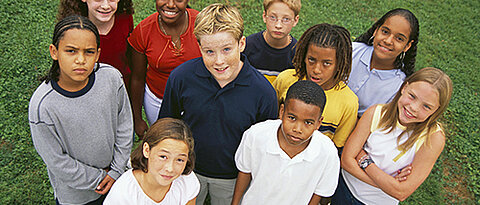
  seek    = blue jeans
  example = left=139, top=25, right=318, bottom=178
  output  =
left=331, top=172, right=365, bottom=205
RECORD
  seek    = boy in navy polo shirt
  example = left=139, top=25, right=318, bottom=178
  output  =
left=158, top=3, right=278, bottom=205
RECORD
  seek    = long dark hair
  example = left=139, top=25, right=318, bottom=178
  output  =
left=293, top=23, right=352, bottom=89
left=42, top=15, right=100, bottom=83
left=355, top=8, right=419, bottom=76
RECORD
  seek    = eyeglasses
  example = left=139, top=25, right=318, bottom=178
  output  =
left=266, top=15, right=293, bottom=25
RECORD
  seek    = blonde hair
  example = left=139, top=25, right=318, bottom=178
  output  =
left=379, top=67, right=453, bottom=151
left=263, top=0, right=301, bottom=16
left=194, top=3, right=244, bottom=43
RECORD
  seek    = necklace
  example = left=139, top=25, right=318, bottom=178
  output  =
left=158, top=11, right=188, bottom=49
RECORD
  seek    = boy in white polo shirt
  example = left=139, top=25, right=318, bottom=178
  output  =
left=232, top=80, right=340, bottom=205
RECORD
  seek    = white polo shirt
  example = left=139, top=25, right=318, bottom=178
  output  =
left=235, top=119, right=340, bottom=205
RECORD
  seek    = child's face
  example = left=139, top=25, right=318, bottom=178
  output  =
left=305, top=44, right=337, bottom=90
left=49, top=29, right=99, bottom=89
left=143, top=138, right=189, bottom=187
left=278, top=99, right=322, bottom=148
left=397, top=81, right=440, bottom=126
left=372, top=15, right=412, bottom=64
left=263, top=2, right=298, bottom=41
left=156, top=0, right=188, bottom=25
left=199, top=31, right=246, bottom=87
left=82, top=0, right=119, bottom=24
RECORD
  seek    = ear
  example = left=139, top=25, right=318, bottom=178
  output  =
left=292, top=15, right=299, bottom=27
left=403, top=40, right=413, bottom=53
left=262, top=11, right=267, bottom=24
left=315, top=116, right=323, bottom=130
left=238, top=36, right=246, bottom=53
left=278, top=103, right=285, bottom=120
left=142, top=142, right=150, bottom=159
left=95, top=47, right=101, bottom=62
left=81, top=0, right=87, bottom=3
left=49, top=44, right=58, bottom=61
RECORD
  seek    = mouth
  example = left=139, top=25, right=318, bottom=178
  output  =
left=403, top=107, right=416, bottom=119
left=273, top=31, right=283, bottom=36
left=73, top=68, right=88, bottom=74
left=162, top=9, right=179, bottom=18
left=310, top=76, right=321, bottom=83
left=378, top=44, right=393, bottom=52
left=97, top=10, right=113, bottom=15
left=214, top=66, right=228, bottom=73
left=161, top=174, right=174, bottom=180
left=288, top=134, right=303, bottom=142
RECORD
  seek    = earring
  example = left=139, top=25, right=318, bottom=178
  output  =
left=368, top=35, right=374, bottom=45
left=399, top=52, right=405, bottom=69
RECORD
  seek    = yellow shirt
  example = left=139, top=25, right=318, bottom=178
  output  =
left=273, top=69, right=359, bottom=147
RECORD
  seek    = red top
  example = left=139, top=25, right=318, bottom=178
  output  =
left=128, top=9, right=201, bottom=99
left=99, top=13, right=134, bottom=79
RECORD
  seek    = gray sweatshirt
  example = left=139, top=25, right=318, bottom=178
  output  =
left=29, top=64, right=133, bottom=204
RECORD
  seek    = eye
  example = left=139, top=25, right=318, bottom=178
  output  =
left=205, top=50, right=214, bottom=54
left=65, top=49, right=75, bottom=53
left=268, top=16, right=277, bottom=22
left=159, top=155, right=167, bottom=160
left=305, top=121, right=313, bottom=125
left=288, top=116, right=296, bottom=121
left=423, top=104, right=431, bottom=110
left=282, top=17, right=292, bottom=24
left=381, top=29, right=389, bottom=35
left=323, top=62, right=332, bottom=66
left=396, top=36, right=406, bottom=42
left=307, top=57, right=315, bottom=63
left=176, top=158, right=186, bottom=163
left=86, top=50, right=96, bottom=54
left=223, top=47, right=231, bottom=52
left=408, top=93, right=415, bottom=99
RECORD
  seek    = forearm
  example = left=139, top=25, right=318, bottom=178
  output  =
left=308, top=194, right=322, bottom=205
left=231, top=172, right=252, bottom=205
left=364, top=164, right=411, bottom=201
left=341, top=156, right=378, bottom=187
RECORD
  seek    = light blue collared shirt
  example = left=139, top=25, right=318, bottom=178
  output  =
left=347, top=42, right=406, bottom=117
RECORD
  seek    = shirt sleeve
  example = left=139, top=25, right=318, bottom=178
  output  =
left=127, top=20, right=146, bottom=54
left=257, top=86, right=279, bottom=121
left=30, top=120, right=106, bottom=190
left=314, top=148, right=340, bottom=197
left=234, top=128, right=253, bottom=173
left=103, top=172, right=132, bottom=205
left=332, top=94, right=359, bottom=148
left=108, top=81, right=134, bottom=180
left=158, top=73, right=183, bottom=120
left=184, top=172, right=201, bottom=202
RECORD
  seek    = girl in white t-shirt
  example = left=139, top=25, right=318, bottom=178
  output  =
left=104, top=118, right=199, bottom=205
left=332, top=67, right=453, bottom=205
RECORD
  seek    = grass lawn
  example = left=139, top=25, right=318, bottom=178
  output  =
left=0, top=0, right=478, bottom=204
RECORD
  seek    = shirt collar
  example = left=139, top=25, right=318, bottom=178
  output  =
left=195, top=54, right=253, bottom=86
left=360, top=45, right=404, bottom=80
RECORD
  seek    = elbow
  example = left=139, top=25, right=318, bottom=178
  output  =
left=391, top=190, right=413, bottom=202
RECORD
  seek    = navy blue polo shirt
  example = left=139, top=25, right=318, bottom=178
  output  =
left=159, top=55, right=278, bottom=179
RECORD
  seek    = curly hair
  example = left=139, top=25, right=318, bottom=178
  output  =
left=293, top=23, right=352, bottom=90
left=355, top=8, right=419, bottom=76
left=57, top=0, right=134, bottom=21
left=42, top=15, right=100, bottom=83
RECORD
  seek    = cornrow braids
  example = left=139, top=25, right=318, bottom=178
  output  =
left=57, top=0, right=134, bottom=21
left=293, top=23, right=352, bottom=89
left=42, top=15, right=100, bottom=83
left=355, top=8, right=419, bottom=76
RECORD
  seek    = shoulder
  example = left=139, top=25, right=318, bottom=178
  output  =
left=172, top=172, right=200, bottom=200
left=116, top=13, right=133, bottom=22
left=29, top=82, right=54, bottom=120
left=274, top=69, right=297, bottom=88
left=187, top=8, right=200, bottom=19
left=246, top=31, right=263, bottom=42
left=352, top=42, right=368, bottom=51
left=169, top=57, right=203, bottom=79
left=97, top=63, right=123, bottom=80
left=105, top=170, right=137, bottom=204
left=136, top=12, right=159, bottom=29
left=243, top=119, right=281, bottom=145
left=311, top=131, right=339, bottom=157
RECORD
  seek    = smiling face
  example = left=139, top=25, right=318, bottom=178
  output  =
left=262, top=2, right=298, bottom=43
left=304, top=44, right=337, bottom=90
left=143, top=138, right=189, bottom=187
left=397, top=81, right=440, bottom=126
left=199, top=31, right=246, bottom=88
left=82, top=0, right=119, bottom=24
left=372, top=15, right=412, bottom=68
left=278, top=99, right=322, bottom=150
left=156, top=0, right=188, bottom=25
left=50, top=29, right=100, bottom=91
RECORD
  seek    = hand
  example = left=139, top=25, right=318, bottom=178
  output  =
left=394, top=164, right=412, bottom=182
left=134, top=118, right=148, bottom=140
left=95, top=174, right=115, bottom=195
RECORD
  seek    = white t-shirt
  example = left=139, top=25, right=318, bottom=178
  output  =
left=235, top=119, right=340, bottom=205
left=104, top=169, right=200, bottom=205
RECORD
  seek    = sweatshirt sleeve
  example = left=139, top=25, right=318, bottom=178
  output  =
left=158, top=73, right=183, bottom=120
left=30, top=120, right=106, bottom=190
left=108, top=83, right=134, bottom=180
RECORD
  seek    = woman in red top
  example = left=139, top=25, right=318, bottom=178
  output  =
left=128, top=0, right=201, bottom=138
left=57, top=0, right=134, bottom=87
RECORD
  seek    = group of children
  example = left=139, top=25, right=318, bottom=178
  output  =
left=28, top=0, right=453, bottom=205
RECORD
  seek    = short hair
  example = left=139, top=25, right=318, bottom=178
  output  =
left=293, top=23, right=352, bottom=90
left=285, top=80, right=327, bottom=115
left=131, top=118, right=195, bottom=175
left=42, top=15, right=100, bottom=83
left=263, top=0, right=302, bottom=16
left=194, top=3, right=244, bottom=43
left=355, top=8, right=419, bottom=76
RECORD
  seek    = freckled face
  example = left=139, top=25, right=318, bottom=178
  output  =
left=397, top=81, right=440, bottom=126
left=305, top=44, right=337, bottom=90
left=278, top=99, right=322, bottom=149
left=198, top=32, right=246, bottom=88
left=143, top=138, right=189, bottom=187
left=82, top=0, right=119, bottom=23
left=372, top=15, right=413, bottom=66
left=50, top=29, right=100, bottom=90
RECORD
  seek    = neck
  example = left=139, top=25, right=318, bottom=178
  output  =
left=159, top=11, right=188, bottom=34
left=263, top=31, right=291, bottom=49
left=90, top=15, right=115, bottom=35
left=133, top=170, right=171, bottom=203
left=57, top=78, right=88, bottom=92
left=370, top=55, right=395, bottom=70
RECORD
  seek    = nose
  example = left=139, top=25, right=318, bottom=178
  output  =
left=164, top=159, right=174, bottom=173
left=166, top=0, right=175, bottom=8
left=274, top=19, right=283, bottom=28
left=384, top=34, right=394, bottom=45
left=293, top=122, right=303, bottom=134
left=214, top=54, right=225, bottom=65
left=100, top=0, right=109, bottom=8
left=75, top=52, right=86, bottom=65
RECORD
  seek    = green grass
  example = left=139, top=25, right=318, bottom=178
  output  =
left=0, top=0, right=478, bottom=204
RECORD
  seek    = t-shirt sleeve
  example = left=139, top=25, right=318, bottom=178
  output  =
left=234, top=128, right=253, bottom=173
left=128, top=20, right=146, bottom=54
left=103, top=170, right=134, bottom=205
left=314, top=147, right=340, bottom=197
left=332, top=93, right=359, bottom=148
left=183, top=172, right=201, bottom=202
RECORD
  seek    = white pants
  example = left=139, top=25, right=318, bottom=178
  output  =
left=143, top=84, right=162, bottom=125
left=195, top=173, right=236, bottom=205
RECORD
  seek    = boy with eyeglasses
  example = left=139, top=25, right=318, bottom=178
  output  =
left=243, top=0, right=301, bottom=83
